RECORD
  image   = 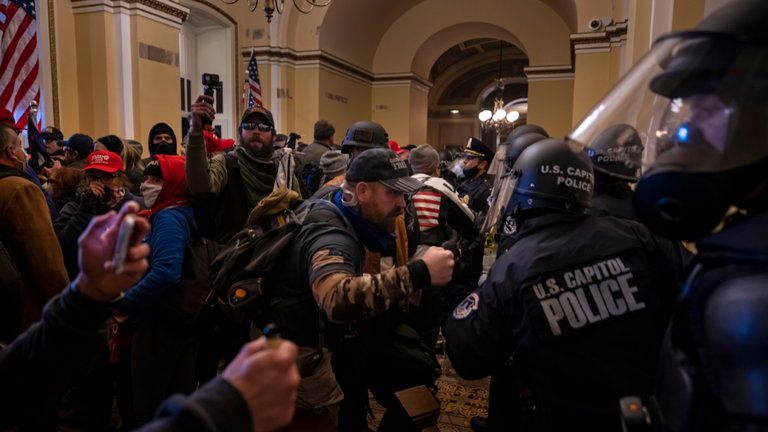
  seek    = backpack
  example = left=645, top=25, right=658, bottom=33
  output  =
left=0, top=168, right=26, bottom=343
left=301, top=161, right=325, bottom=196
left=209, top=199, right=352, bottom=325
left=154, top=209, right=223, bottom=331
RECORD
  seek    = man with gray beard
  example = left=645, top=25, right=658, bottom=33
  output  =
left=185, top=95, right=302, bottom=244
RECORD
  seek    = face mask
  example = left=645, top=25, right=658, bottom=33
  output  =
left=103, top=187, right=125, bottom=209
left=141, top=183, right=162, bottom=208
left=152, top=143, right=174, bottom=156
left=463, top=165, right=479, bottom=179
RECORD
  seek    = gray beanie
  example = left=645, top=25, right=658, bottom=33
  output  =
left=314, top=119, right=335, bottom=140
left=409, top=144, right=440, bottom=173
left=320, top=150, right=347, bottom=180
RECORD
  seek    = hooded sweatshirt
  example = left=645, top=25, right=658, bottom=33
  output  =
left=118, top=155, right=194, bottom=327
left=141, top=123, right=178, bottom=165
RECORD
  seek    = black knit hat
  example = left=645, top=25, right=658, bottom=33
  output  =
left=97, top=135, right=124, bottom=155
left=143, top=159, right=163, bottom=179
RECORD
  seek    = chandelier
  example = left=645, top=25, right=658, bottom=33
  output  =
left=220, top=0, right=332, bottom=22
left=478, top=41, right=519, bottom=133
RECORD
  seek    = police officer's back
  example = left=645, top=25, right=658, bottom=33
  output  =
left=566, top=0, right=768, bottom=429
left=443, top=139, right=687, bottom=430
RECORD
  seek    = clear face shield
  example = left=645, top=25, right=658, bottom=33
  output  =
left=481, top=166, right=519, bottom=235
left=568, top=32, right=768, bottom=175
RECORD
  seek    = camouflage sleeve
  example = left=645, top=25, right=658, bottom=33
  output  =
left=311, top=266, right=414, bottom=324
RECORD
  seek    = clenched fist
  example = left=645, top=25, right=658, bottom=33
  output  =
left=421, top=246, right=455, bottom=286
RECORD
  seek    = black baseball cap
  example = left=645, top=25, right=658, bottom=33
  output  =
left=41, top=126, right=64, bottom=141
left=59, top=133, right=95, bottom=156
left=346, top=148, right=423, bottom=194
left=240, top=106, right=275, bottom=129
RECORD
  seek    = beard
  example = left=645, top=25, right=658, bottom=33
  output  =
left=240, top=134, right=274, bottom=159
left=360, top=201, right=403, bottom=233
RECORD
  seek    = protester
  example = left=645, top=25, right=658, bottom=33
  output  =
left=59, top=133, right=95, bottom=171
left=94, top=134, right=144, bottom=196
left=55, top=151, right=146, bottom=280
left=0, top=121, right=69, bottom=341
left=302, top=120, right=336, bottom=164
left=0, top=201, right=301, bottom=432
left=186, top=96, right=301, bottom=243
left=49, top=167, right=83, bottom=212
left=319, top=150, right=346, bottom=187
left=41, top=126, right=66, bottom=163
left=274, top=133, right=288, bottom=149
left=389, top=141, right=409, bottom=162
left=142, top=123, right=177, bottom=165
left=115, top=155, right=200, bottom=426
left=126, top=139, right=144, bottom=156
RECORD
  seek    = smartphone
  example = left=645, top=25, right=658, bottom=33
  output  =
left=201, top=73, right=222, bottom=131
left=112, top=214, right=136, bottom=275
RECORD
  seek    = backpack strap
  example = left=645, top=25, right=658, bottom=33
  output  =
left=165, top=207, right=203, bottom=243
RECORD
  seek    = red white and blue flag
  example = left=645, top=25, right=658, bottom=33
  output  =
left=413, top=191, right=442, bottom=230
left=0, top=0, right=40, bottom=130
left=243, top=49, right=263, bottom=108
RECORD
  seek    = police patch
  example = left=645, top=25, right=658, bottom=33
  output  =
left=453, top=293, right=479, bottom=320
left=503, top=215, right=517, bottom=235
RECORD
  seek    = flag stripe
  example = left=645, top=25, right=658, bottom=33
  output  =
left=1, top=0, right=41, bottom=128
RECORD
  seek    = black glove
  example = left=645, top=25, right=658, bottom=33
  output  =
left=79, top=185, right=99, bottom=207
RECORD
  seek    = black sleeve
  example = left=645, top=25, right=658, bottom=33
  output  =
left=54, top=201, right=97, bottom=278
left=135, top=378, right=252, bottom=432
left=0, top=288, right=112, bottom=429
left=443, top=195, right=477, bottom=241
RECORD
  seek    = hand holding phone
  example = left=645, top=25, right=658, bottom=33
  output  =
left=112, top=214, right=136, bottom=275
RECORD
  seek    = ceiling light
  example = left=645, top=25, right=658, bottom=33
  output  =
left=478, top=110, right=493, bottom=121
left=506, top=111, right=520, bottom=122
left=450, top=110, right=460, bottom=114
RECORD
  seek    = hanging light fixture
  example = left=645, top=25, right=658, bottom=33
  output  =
left=479, top=41, right=520, bottom=134
left=219, top=0, right=331, bottom=23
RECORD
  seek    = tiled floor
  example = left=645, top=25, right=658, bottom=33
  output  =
left=366, top=354, right=490, bottom=432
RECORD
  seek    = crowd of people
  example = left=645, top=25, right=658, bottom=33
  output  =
left=1, top=1, right=767, bottom=431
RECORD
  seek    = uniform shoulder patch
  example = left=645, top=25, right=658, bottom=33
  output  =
left=453, top=293, right=479, bottom=320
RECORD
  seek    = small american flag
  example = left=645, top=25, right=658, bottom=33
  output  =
left=0, top=0, right=40, bottom=130
left=413, top=191, right=442, bottom=230
left=244, top=49, right=262, bottom=108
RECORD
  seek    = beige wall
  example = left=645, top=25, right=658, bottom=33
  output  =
left=371, top=86, right=410, bottom=145
left=317, top=70, right=371, bottom=140
left=409, top=87, right=429, bottom=144
left=572, top=52, right=612, bottom=126
left=56, top=1, right=81, bottom=135
left=527, top=80, right=574, bottom=139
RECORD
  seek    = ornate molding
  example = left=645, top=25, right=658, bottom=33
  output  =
left=524, top=65, right=574, bottom=82
left=48, top=0, right=59, bottom=128
left=570, top=21, right=628, bottom=54
left=135, top=0, right=189, bottom=21
left=71, top=0, right=189, bottom=27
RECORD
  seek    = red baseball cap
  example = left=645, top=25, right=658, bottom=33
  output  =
left=82, top=150, right=124, bottom=173
left=388, top=140, right=406, bottom=155
left=0, top=108, right=19, bottom=131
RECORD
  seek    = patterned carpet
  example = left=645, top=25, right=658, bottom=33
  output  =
left=366, top=354, right=490, bottom=432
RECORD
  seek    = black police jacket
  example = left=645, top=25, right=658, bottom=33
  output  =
left=586, top=191, right=637, bottom=221
left=457, top=172, right=493, bottom=213
left=443, top=211, right=689, bottom=428
left=651, top=209, right=768, bottom=430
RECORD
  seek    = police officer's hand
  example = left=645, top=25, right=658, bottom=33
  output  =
left=222, top=337, right=300, bottom=432
left=190, top=95, right=215, bottom=137
left=72, top=201, right=151, bottom=303
left=422, top=246, right=455, bottom=286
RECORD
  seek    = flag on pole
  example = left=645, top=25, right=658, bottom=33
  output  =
left=0, top=0, right=41, bottom=130
left=245, top=49, right=263, bottom=108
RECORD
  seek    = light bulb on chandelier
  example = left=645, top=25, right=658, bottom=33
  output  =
left=493, top=109, right=506, bottom=121
left=506, top=111, right=520, bottom=122
left=478, top=110, right=493, bottom=122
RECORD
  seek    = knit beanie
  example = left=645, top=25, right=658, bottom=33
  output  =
left=320, top=150, right=347, bottom=179
left=143, top=159, right=163, bottom=179
left=409, top=144, right=440, bottom=173
left=97, top=135, right=124, bottom=155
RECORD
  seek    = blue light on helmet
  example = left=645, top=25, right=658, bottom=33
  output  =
left=677, top=126, right=689, bottom=142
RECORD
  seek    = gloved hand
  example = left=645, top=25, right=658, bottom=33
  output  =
left=79, top=184, right=100, bottom=207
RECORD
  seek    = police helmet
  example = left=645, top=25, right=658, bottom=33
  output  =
left=587, top=124, right=643, bottom=182
left=568, top=0, right=768, bottom=240
left=341, top=121, right=389, bottom=154
left=438, top=149, right=453, bottom=167
left=507, top=138, right=593, bottom=214
left=505, top=133, right=548, bottom=173
left=505, top=124, right=549, bottom=144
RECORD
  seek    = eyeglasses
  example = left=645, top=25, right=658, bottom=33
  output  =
left=242, top=122, right=273, bottom=132
left=85, top=173, right=120, bottom=184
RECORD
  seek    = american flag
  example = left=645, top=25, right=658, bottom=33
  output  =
left=0, top=0, right=40, bottom=130
left=413, top=191, right=442, bottom=230
left=244, top=49, right=262, bottom=108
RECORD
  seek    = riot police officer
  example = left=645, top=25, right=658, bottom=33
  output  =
left=458, top=138, right=495, bottom=213
left=443, top=138, right=688, bottom=431
left=585, top=124, right=643, bottom=221
left=566, top=0, right=768, bottom=429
